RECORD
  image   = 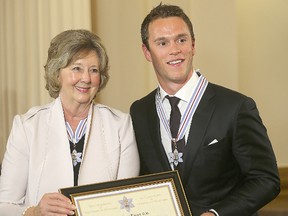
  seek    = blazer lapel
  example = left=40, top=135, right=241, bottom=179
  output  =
left=182, top=84, right=215, bottom=184
left=46, top=98, right=73, bottom=181
left=37, top=98, right=74, bottom=197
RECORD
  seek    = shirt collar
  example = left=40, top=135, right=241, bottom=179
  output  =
left=158, top=70, right=200, bottom=103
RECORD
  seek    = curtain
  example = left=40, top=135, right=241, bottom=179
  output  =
left=0, top=0, right=91, bottom=161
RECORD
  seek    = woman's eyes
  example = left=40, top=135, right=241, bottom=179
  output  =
left=91, top=68, right=99, bottom=73
left=71, top=67, right=99, bottom=73
left=72, top=66, right=81, bottom=71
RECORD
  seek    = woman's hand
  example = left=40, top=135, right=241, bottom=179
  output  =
left=25, top=192, right=76, bottom=216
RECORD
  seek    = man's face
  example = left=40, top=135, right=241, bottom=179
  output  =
left=142, top=17, right=195, bottom=94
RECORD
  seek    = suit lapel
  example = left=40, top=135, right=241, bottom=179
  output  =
left=146, top=91, right=172, bottom=171
left=182, top=84, right=215, bottom=184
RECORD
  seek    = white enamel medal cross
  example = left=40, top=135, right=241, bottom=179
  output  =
left=71, top=148, right=82, bottom=166
left=169, top=138, right=183, bottom=166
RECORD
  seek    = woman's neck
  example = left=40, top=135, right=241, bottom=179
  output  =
left=62, top=103, right=90, bottom=132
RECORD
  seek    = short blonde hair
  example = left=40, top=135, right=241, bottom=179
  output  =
left=44, top=29, right=109, bottom=99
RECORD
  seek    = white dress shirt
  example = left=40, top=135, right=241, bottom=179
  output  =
left=158, top=71, right=200, bottom=169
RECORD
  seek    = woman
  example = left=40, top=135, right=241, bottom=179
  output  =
left=0, top=29, right=140, bottom=215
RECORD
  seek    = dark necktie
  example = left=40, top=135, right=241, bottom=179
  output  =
left=167, top=96, right=185, bottom=170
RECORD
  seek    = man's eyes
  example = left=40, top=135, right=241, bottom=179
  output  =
left=156, top=38, right=187, bottom=46
left=157, top=41, right=167, bottom=46
left=178, top=38, right=187, bottom=43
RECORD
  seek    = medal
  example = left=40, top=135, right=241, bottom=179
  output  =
left=169, top=148, right=183, bottom=166
left=66, top=118, right=87, bottom=167
left=71, top=148, right=82, bottom=166
left=156, top=70, right=208, bottom=167
left=168, top=138, right=183, bottom=166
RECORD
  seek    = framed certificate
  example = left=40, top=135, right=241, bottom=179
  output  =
left=59, top=170, right=192, bottom=216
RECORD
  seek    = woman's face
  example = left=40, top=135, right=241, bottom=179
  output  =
left=58, top=50, right=101, bottom=108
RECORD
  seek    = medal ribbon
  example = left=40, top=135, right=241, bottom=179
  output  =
left=156, top=73, right=208, bottom=142
left=66, top=118, right=88, bottom=143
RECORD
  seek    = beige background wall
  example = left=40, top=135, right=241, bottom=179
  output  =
left=0, top=0, right=287, bottom=167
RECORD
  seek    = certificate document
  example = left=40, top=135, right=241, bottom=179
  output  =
left=59, top=170, right=192, bottom=216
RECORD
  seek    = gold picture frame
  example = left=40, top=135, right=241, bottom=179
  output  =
left=59, top=170, right=192, bottom=216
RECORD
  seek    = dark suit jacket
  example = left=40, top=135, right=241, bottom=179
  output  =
left=130, top=83, right=280, bottom=216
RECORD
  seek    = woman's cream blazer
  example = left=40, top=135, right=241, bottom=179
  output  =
left=0, top=97, right=140, bottom=215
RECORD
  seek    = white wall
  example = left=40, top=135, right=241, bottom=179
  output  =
left=92, top=0, right=288, bottom=167
left=237, top=0, right=288, bottom=166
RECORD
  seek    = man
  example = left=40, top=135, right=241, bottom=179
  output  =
left=130, top=4, right=280, bottom=216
